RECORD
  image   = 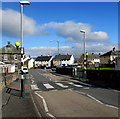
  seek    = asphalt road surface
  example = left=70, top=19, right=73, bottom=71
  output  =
left=29, top=69, right=119, bottom=108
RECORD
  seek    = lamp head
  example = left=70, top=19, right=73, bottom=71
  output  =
left=15, top=42, right=20, bottom=50
left=20, top=1, right=30, bottom=5
left=86, top=52, right=89, bottom=56
left=15, top=42, right=21, bottom=47
left=80, top=30, right=86, bottom=33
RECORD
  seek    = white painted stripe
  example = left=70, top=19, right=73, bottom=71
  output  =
left=83, top=87, right=90, bottom=89
left=68, top=82, right=83, bottom=87
left=35, top=91, right=56, bottom=118
left=87, top=94, right=103, bottom=105
left=42, top=98, right=49, bottom=112
left=43, top=83, right=54, bottom=89
left=105, top=104, right=119, bottom=109
left=76, top=91, right=119, bottom=109
left=31, top=79, right=34, bottom=84
left=88, top=94, right=119, bottom=109
left=31, top=84, right=39, bottom=90
left=35, top=92, right=48, bottom=112
left=56, top=83, right=68, bottom=88
left=73, top=84, right=83, bottom=87
left=47, top=113, right=56, bottom=118
left=30, top=92, right=42, bottom=117
left=79, top=82, right=92, bottom=87
left=68, top=82, right=73, bottom=85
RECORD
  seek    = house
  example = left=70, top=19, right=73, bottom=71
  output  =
left=0, top=41, right=21, bottom=69
left=115, top=57, right=120, bottom=70
left=79, top=53, right=100, bottom=67
left=53, top=54, right=74, bottom=66
left=35, top=56, right=53, bottom=68
left=100, top=48, right=120, bottom=65
left=24, top=58, right=35, bottom=69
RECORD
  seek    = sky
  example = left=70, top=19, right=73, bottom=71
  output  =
left=1, top=2, right=118, bottom=57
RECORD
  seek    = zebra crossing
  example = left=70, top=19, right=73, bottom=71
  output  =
left=31, top=81, right=87, bottom=91
left=43, top=83, right=54, bottom=89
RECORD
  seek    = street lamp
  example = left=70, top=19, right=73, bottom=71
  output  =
left=80, top=30, right=87, bottom=78
left=50, top=40, right=60, bottom=55
left=20, top=1, right=30, bottom=97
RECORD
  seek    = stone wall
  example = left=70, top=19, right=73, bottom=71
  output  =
left=0, top=72, right=18, bottom=91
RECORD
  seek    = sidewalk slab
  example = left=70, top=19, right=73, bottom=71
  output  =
left=36, top=90, right=118, bottom=118
left=2, top=78, right=39, bottom=118
left=2, top=92, right=39, bottom=117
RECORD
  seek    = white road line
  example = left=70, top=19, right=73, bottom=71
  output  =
left=79, top=82, right=92, bottom=87
left=35, top=91, right=48, bottom=112
left=83, top=87, right=90, bottom=89
left=76, top=91, right=119, bottom=109
left=30, top=92, right=42, bottom=117
left=68, top=82, right=73, bottom=85
left=31, top=79, right=34, bottom=84
left=56, top=83, right=68, bottom=88
left=73, top=84, right=83, bottom=88
left=43, top=83, right=54, bottom=89
left=35, top=91, right=56, bottom=118
left=31, top=84, right=39, bottom=90
left=68, top=82, right=83, bottom=88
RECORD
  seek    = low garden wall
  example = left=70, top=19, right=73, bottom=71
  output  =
left=86, top=70, right=120, bottom=90
left=0, top=72, right=18, bottom=91
left=55, top=67, right=120, bottom=90
left=56, top=67, right=74, bottom=75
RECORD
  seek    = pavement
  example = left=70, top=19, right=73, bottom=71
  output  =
left=1, top=76, right=40, bottom=118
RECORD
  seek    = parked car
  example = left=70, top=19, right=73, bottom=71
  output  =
left=51, top=66, right=56, bottom=71
left=22, top=67, right=28, bottom=74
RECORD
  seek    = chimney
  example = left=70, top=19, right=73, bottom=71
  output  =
left=8, top=41, right=10, bottom=45
left=112, top=47, right=115, bottom=51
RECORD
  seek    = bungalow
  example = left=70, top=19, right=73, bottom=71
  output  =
left=35, top=56, right=53, bottom=68
left=53, top=54, right=74, bottom=66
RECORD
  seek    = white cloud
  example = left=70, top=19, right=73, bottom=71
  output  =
left=1, top=9, right=110, bottom=45
left=25, top=46, right=71, bottom=56
left=1, top=9, right=48, bottom=38
left=25, top=43, right=117, bottom=57
left=44, top=21, right=109, bottom=43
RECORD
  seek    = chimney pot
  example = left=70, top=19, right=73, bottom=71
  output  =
left=8, top=41, right=10, bottom=44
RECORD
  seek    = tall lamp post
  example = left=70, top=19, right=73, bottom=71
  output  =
left=20, top=1, right=30, bottom=97
left=80, top=30, right=87, bottom=78
left=50, top=40, right=60, bottom=55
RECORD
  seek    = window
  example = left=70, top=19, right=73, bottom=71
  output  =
left=4, top=55, right=8, bottom=60
left=14, top=55, right=18, bottom=60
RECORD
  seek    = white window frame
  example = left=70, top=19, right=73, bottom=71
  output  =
left=14, top=54, right=18, bottom=60
left=4, top=55, right=8, bottom=60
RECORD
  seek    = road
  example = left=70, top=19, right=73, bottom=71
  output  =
left=29, top=69, right=119, bottom=118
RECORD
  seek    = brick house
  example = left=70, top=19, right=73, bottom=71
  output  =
left=0, top=41, right=21, bottom=69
